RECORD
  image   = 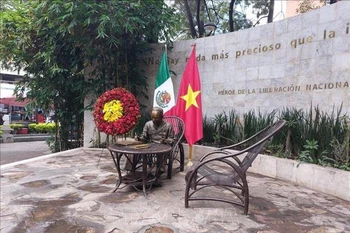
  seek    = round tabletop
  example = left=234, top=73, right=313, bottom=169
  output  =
left=108, top=143, right=171, bottom=155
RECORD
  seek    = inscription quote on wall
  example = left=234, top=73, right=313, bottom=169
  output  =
left=218, top=82, right=349, bottom=96
left=143, top=23, right=349, bottom=96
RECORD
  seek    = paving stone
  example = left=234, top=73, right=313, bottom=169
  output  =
left=1, top=149, right=349, bottom=233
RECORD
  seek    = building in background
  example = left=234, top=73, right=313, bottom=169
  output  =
left=273, top=0, right=337, bottom=22
left=0, top=68, right=30, bottom=125
left=0, top=68, right=25, bottom=98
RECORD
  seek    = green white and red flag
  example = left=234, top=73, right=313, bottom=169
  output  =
left=153, top=51, right=176, bottom=115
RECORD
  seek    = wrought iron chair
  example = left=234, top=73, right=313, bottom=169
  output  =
left=184, top=120, right=286, bottom=215
left=163, top=116, right=185, bottom=179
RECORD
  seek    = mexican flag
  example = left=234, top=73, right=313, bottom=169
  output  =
left=153, top=51, right=175, bottom=115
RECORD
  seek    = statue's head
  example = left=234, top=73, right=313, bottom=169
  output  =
left=151, top=107, right=164, bottom=127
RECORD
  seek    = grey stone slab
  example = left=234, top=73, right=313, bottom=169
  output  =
left=1, top=148, right=350, bottom=233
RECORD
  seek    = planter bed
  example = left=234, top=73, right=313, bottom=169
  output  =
left=185, top=144, right=350, bottom=202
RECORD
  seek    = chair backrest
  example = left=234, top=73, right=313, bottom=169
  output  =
left=223, top=120, right=286, bottom=172
left=163, top=116, right=185, bottom=150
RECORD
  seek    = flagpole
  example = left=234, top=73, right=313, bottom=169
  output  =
left=187, top=146, right=193, bottom=166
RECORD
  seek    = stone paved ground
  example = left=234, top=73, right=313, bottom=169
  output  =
left=1, top=149, right=349, bottom=233
left=0, top=141, right=51, bottom=165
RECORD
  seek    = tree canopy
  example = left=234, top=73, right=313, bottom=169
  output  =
left=1, top=0, right=326, bottom=150
left=169, top=0, right=279, bottom=39
left=1, top=0, right=178, bottom=150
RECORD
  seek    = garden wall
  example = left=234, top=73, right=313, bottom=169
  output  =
left=84, top=1, right=349, bottom=147
left=141, top=1, right=349, bottom=117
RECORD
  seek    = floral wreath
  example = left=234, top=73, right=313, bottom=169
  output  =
left=93, top=87, right=140, bottom=135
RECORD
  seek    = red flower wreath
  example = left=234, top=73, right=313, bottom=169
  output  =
left=93, top=87, right=140, bottom=135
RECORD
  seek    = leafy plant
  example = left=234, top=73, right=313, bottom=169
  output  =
left=201, top=115, right=215, bottom=145
left=243, top=109, right=276, bottom=146
left=28, top=123, right=37, bottom=133
left=46, top=135, right=60, bottom=153
left=296, top=0, right=325, bottom=14
left=329, top=138, right=350, bottom=169
left=279, top=107, right=304, bottom=156
left=1, top=0, right=178, bottom=151
left=297, top=140, right=335, bottom=167
left=28, top=123, right=57, bottom=134
left=9, top=123, right=24, bottom=130
left=225, top=110, right=243, bottom=144
left=298, top=139, right=319, bottom=164
left=213, top=112, right=228, bottom=145
left=200, top=104, right=349, bottom=171
left=265, top=144, right=291, bottom=159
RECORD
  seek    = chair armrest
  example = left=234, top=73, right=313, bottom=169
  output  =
left=199, top=149, right=249, bottom=164
left=199, top=150, right=230, bottom=162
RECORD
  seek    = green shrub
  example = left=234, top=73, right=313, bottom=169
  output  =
left=329, top=138, right=350, bottom=171
left=28, top=123, right=57, bottom=133
left=243, top=110, right=276, bottom=139
left=9, top=124, right=24, bottom=130
left=201, top=104, right=349, bottom=171
left=28, top=123, right=37, bottom=132
left=200, top=115, right=215, bottom=144
left=35, top=123, right=56, bottom=133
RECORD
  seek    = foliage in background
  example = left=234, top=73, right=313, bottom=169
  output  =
left=198, top=105, right=349, bottom=171
left=296, top=0, right=326, bottom=14
left=1, top=0, right=178, bottom=151
left=9, top=124, right=24, bottom=131
left=171, top=0, right=255, bottom=39
left=202, top=115, right=216, bottom=144
left=243, top=110, right=276, bottom=140
left=329, top=138, right=350, bottom=170
left=251, top=0, right=275, bottom=24
left=210, top=110, right=243, bottom=145
left=29, top=123, right=56, bottom=134
left=297, top=139, right=335, bottom=167
left=170, top=0, right=333, bottom=40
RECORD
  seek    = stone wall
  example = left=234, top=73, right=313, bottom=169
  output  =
left=84, top=1, right=349, bottom=147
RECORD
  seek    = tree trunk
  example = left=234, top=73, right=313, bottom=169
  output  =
left=196, top=0, right=203, bottom=37
left=267, top=0, right=275, bottom=23
left=229, top=0, right=236, bottom=32
left=183, top=0, right=197, bottom=38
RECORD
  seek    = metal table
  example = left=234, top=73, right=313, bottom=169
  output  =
left=108, top=143, right=171, bottom=196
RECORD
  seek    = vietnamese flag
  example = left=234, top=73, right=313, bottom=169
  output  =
left=176, top=45, right=203, bottom=146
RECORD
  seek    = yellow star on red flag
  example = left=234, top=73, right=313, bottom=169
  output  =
left=180, top=84, right=201, bottom=111
left=175, top=46, right=203, bottom=146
